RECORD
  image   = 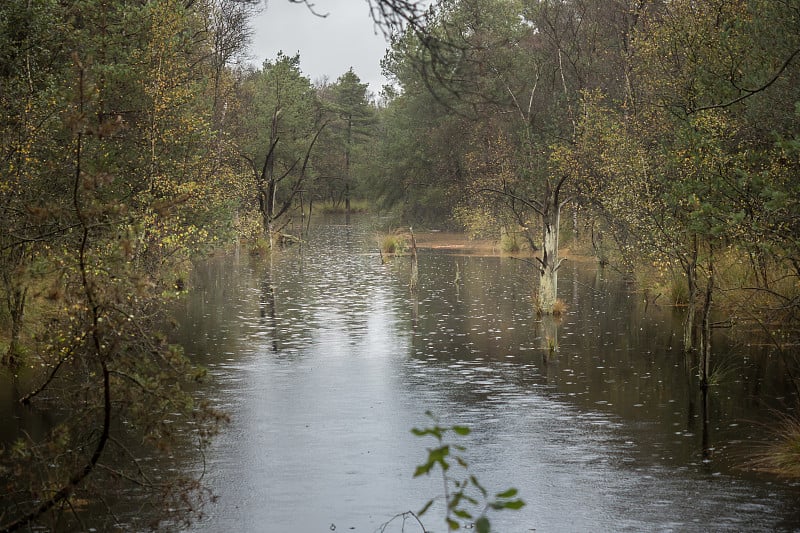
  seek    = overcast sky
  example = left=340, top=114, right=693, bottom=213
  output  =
left=247, top=0, right=392, bottom=96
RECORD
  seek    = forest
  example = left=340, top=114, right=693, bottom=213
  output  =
left=1, top=0, right=799, bottom=530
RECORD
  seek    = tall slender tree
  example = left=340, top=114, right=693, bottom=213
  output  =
left=329, top=69, right=376, bottom=214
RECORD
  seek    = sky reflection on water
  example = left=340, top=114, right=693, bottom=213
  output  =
left=178, top=218, right=800, bottom=532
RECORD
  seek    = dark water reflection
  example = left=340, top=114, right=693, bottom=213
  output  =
left=176, top=217, right=800, bottom=532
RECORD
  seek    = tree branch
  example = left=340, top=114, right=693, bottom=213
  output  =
left=0, top=363, right=111, bottom=533
left=19, top=337, right=84, bottom=405
left=691, top=47, right=800, bottom=113
left=477, top=187, right=544, bottom=217
left=273, top=121, right=328, bottom=221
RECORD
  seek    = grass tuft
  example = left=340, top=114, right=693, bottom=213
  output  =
left=552, top=298, right=568, bottom=317
left=748, top=412, right=800, bottom=478
left=318, top=199, right=371, bottom=214
left=379, top=233, right=408, bottom=256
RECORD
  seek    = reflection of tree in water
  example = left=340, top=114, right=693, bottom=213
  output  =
left=411, top=292, right=419, bottom=330
left=342, top=222, right=362, bottom=343
left=259, top=260, right=279, bottom=353
left=538, top=315, right=560, bottom=359
left=683, top=351, right=713, bottom=466
left=454, top=262, right=462, bottom=302
left=701, top=385, right=711, bottom=463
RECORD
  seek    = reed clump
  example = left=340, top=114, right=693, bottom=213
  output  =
left=379, top=232, right=408, bottom=256
left=500, top=231, right=521, bottom=253
left=749, top=413, right=800, bottom=478
left=318, top=199, right=371, bottom=214
left=639, top=267, right=688, bottom=306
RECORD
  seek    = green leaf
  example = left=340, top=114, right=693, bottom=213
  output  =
left=502, top=499, right=526, bottom=510
left=495, top=488, right=518, bottom=499
left=490, top=496, right=526, bottom=510
left=452, top=425, right=471, bottom=435
left=453, top=509, right=473, bottom=520
left=414, top=463, right=432, bottom=477
left=430, top=445, right=450, bottom=471
left=476, top=516, right=491, bottom=533
left=463, top=495, right=479, bottom=506
left=418, top=499, right=434, bottom=516
left=447, top=517, right=460, bottom=530
left=470, top=475, right=487, bottom=498
left=412, top=426, right=442, bottom=439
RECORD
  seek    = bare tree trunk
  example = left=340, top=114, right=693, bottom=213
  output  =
left=306, top=197, right=313, bottom=235
left=684, top=263, right=697, bottom=351
left=537, top=199, right=564, bottom=315
left=572, top=204, right=579, bottom=242
left=267, top=218, right=275, bottom=250
left=2, top=281, right=26, bottom=368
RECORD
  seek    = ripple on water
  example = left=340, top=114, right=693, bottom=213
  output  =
left=172, top=220, right=800, bottom=533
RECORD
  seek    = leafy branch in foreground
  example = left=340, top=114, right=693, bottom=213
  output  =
left=408, top=411, right=524, bottom=532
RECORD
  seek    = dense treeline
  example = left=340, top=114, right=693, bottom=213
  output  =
left=0, top=0, right=389, bottom=530
left=0, top=1, right=241, bottom=530
left=375, top=0, right=800, bottom=478
left=377, top=0, right=800, bottom=382
left=2, top=0, right=800, bottom=529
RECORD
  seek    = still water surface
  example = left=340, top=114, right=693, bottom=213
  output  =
left=176, top=217, right=800, bottom=532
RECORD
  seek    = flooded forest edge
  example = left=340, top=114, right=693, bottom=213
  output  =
left=2, top=0, right=800, bottom=530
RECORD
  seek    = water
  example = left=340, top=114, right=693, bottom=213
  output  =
left=174, top=217, right=800, bottom=532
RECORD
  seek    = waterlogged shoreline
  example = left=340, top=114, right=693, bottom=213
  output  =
left=175, top=219, right=800, bottom=532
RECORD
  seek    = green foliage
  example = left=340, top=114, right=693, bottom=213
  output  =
left=453, top=205, right=500, bottom=240
left=370, top=92, right=464, bottom=227
left=236, top=52, right=324, bottom=243
left=411, top=412, right=524, bottom=532
left=310, top=69, right=377, bottom=212
left=379, top=0, right=800, bottom=341
left=0, top=0, right=241, bottom=528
